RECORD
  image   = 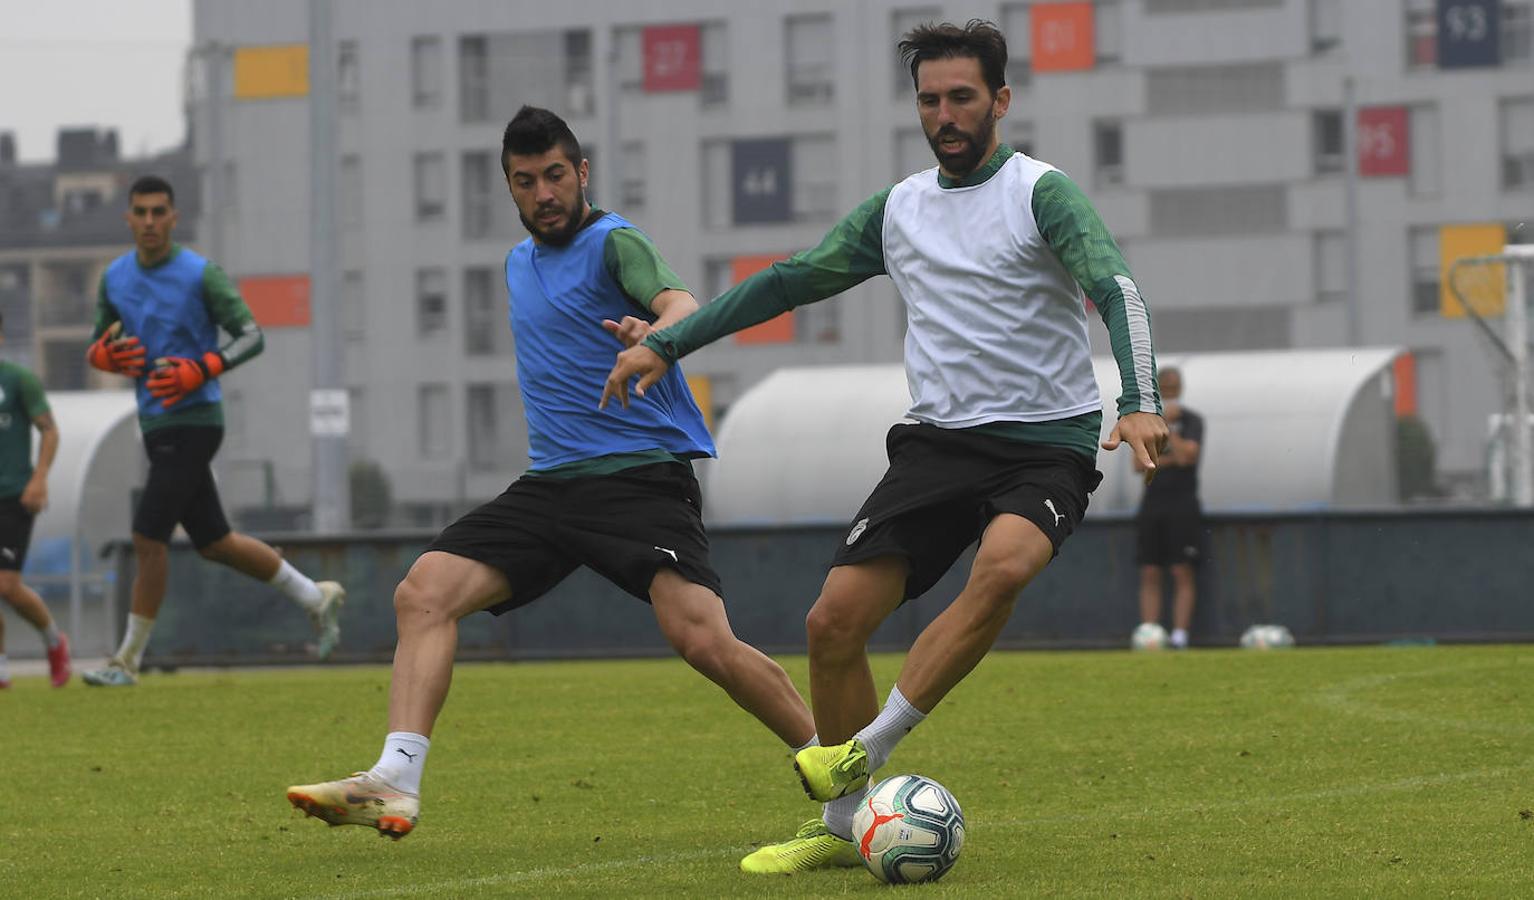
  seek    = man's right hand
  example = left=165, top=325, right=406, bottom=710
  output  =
left=86, top=321, right=146, bottom=377
left=601, top=344, right=670, bottom=410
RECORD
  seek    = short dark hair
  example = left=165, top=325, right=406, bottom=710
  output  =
left=898, top=19, right=1008, bottom=95
left=500, top=106, right=583, bottom=175
left=129, top=175, right=175, bottom=205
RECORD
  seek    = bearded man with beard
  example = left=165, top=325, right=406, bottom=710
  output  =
left=604, top=20, right=1168, bottom=874
left=287, top=106, right=818, bottom=841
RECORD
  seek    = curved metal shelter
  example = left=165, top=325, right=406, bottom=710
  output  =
left=20, top=391, right=141, bottom=656
left=705, top=348, right=1404, bottom=526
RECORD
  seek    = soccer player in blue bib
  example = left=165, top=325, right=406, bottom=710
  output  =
left=286, top=107, right=817, bottom=841
left=80, top=176, right=345, bottom=687
left=604, top=22, right=1169, bottom=873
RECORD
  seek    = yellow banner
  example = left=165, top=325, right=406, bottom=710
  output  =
left=686, top=374, right=714, bottom=431
left=1440, top=223, right=1505, bottom=318
left=233, top=45, right=309, bottom=100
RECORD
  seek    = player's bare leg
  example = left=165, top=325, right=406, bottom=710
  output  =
left=649, top=568, right=813, bottom=747
left=803, top=558, right=907, bottom=746
left=287, top=551, right=509, bottom=839
left=0, top=571, right=71, bottom=686
left=797, top=516, right=1049, bottom=804
left=1138, top=564, right=1164, bottom=626
left=1169, top=562, right=1196, bottom=648
left=199, top=532, right=346, bottom=658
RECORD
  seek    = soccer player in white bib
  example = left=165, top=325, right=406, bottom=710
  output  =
left=604, top=20, right=1168, bottom=874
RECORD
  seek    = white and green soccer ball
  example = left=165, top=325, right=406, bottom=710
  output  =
left=852, top=774, right=965, bottom=884
left=1131, top=622, right=1168, bottom=651
left=1239, top=624, right=1296, bottom=649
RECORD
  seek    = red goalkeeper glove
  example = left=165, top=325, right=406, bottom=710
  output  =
left=86, top=322, right=147, bottom=377
left=147, top=352, right=226, bottom=408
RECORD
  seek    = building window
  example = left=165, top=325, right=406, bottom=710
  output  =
left=339, top=154, right=362, bottom=227
left=565, top=30, right=595, bottom=116
left=418, top=383, right=451, bottom=460
left=1410, top=104, right=1441, bottom=195
left=620, top=141, right=646, bottom=212
left=1148, top=185, right=1288, bottom=237
left=1409, top=226, right=1440, bottom=316
left=1093, top=120, right=1124, bottom=187
left=416, top=268, right=447, bottom=336
left=700, top=22, right=729, bottom=106
left=792, top=135, right=837, bottom=222
left=895, top=128, right=931, bottom=179
left=1309, top=0, right=1342, bottom=53
left=413, top=152, right=445, bottom=221
left=465, top=384, right=500, bottom=471
left=1314, top=230, right=1346, bottom=303
left=786, top=14, right=834, bottom=104
left=614, top=27, right=643, bottom=93
left=37, top=262, right=91, bottom=326
left=892, top=7, right=942, bottom=96
left=1506, top=0, right=1534, bottom=64
left=461, top=151, right=494, bottom=239
left=43, top=339, right=90, bottom=390
left=795, top=301, right=841, bottom=344
left=1405, top=0, right=1436, bottom=68
left=337, top=40, right=359, bottom=111
left=459, top=35, right=488, bottom=120
left=1146, top=63, right=1285, bottom=115
left=464, top=267, right=510, bottom=356
left=1502, top=97, right=1534, bottom=189
left=342, top=270, right=365, bottom=340
left=1096, top=0, right=1123, bottom=64
left=1001, top=3, right=1031, bottom=88
left=1012, top=120, right=1036, bottom=156
left=411, top=36, right=442, bottom=108
left=1313, top=109, right=1343, bottom=175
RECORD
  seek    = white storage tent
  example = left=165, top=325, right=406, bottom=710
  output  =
left=704, top=348, right=1404, bottom=526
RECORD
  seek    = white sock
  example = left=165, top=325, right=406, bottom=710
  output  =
left=41, top=620, right=62, bottom=649
left=269, top=560, right=324, bottom=612
left=1171, top=628, right=1189, bottom=648
left=0, top=653, right=9, bottom=682
left=855, top=685, right=927, bottom=772
left=792, top=734, right=820, bottom=754
left=117, top=613, right=155, bottom=671
left=368, top=732, right=430, bottom=795
left=823, top=787, right=866, bottom=841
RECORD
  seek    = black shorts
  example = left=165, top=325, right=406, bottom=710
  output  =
left=0, top=497, right=34, bottom=571
left=833, top=423, right=1103, bottom=600
left=427, top=461, right=723, bottom=614
left=1135, top=505, right=1204, bottom=567
left=134, top=426, right=232, bottom=549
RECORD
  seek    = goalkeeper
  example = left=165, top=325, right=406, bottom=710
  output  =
left=80, top=176, right=345, bottom=687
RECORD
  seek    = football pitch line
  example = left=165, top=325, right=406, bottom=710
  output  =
left=322, top=765, right=1523, bottom=898
left=1313, top=663, right=1534, bottom=737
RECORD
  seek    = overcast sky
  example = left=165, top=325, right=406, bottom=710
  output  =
left=0, top=0, right=192, bottom=163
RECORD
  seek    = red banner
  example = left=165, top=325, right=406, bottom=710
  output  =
left=1032, top=3, right=1095, bottom=73
left=731, top=255, right=794, bottom=344
left=643, top=24, right=701, bottom=92
left=1357, top=106, right=1410, bottom=177
left=239, top=275, right=311, bottom=327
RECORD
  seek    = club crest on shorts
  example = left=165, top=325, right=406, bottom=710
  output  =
left=846, top=517, right=870, bottom=546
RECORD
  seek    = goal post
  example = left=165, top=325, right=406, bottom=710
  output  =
left=1449, top=244, right=1534, bottom=505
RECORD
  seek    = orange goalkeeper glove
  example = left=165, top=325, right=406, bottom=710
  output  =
left=86, top=322, right=147, bottom=377
left=147, top=352, right=226, bottom=408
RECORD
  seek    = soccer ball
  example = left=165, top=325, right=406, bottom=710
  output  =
left=1131, top=622, right=1168, bottom=651
left=1239, top=624, right=1296, bottom=649
left=852, top=774, right=965, bottom=884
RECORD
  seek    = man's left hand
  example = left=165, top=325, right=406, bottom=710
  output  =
left=601, top=344, right=670, bottom=410
left=1101, top=411, right=1170, bottom=485
left=147, top=353, right=225, bottom=408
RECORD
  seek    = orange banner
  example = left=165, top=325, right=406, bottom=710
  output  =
left=1393, top=353, right=1416, bottom=417
left=240, top=275, right=312, bottom=327
left=1439, top=223, right=1505, bottom=319
left=730, top=254, right=794, bottom=344
left=1032, top=3, right=1095, bottom=73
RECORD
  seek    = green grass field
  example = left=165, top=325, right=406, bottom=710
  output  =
left=5, top=644, right=1534, bottom=898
